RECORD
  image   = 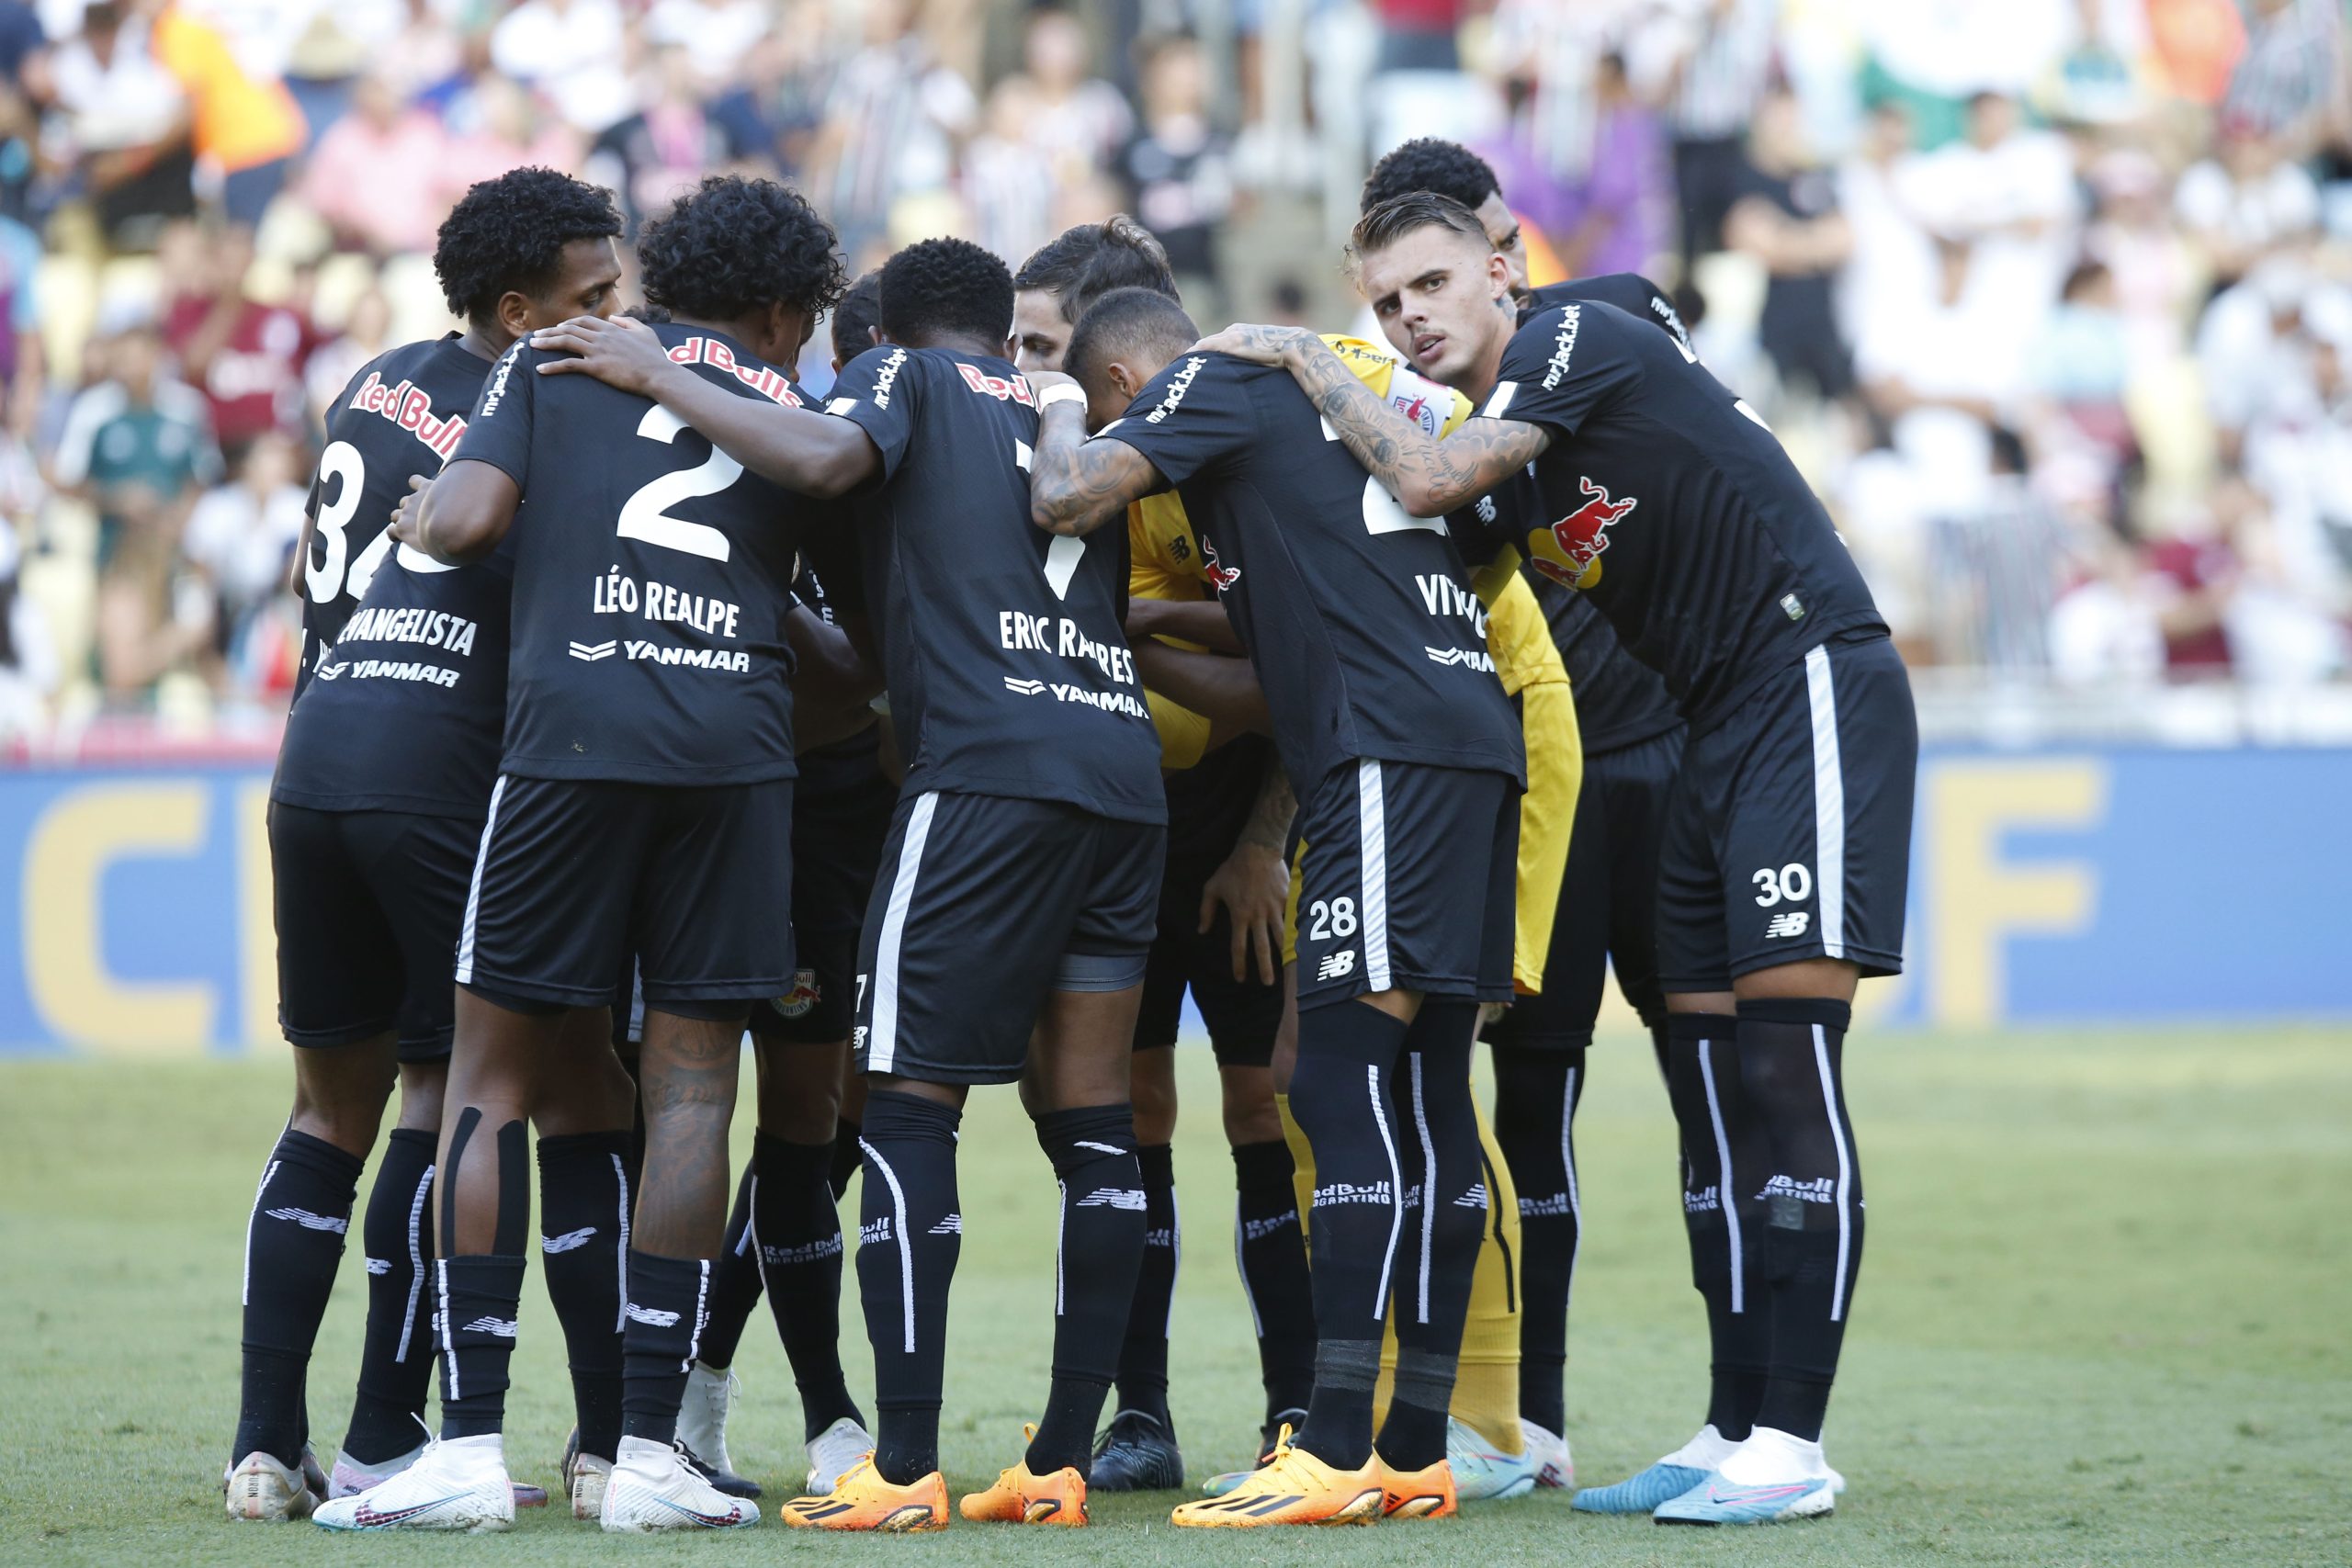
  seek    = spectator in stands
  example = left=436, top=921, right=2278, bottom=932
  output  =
left=303, top=284, right=391, bottom=434
left=648, top=0, right=773, bottom=94
left=1726, top=83, right=1854, bottom=403
left=2175, top=117, right=2322, bottom=290
left=1015, top=6, right=1132, bottom=186
left=52, top=317, right=218, bottom=567
left=160, top=223, right=321, bottom=461
left=183, top=425, right=302, bottom=656
left=50, top=0, right=195, bottom=252
left=963, top=74, right=1057, bottom=274
left=1635, top=0, right=1781, bottom=270
left=0, top=0, right=45, bottom=97
left=302, top=69, right=452, bottom=256
left=810, top=0, right=975, bottom=252
left=584, top=42, right=759, bottom=233
left=150, top=0, right=306, bottom=230
left=0, top=195, right=40, bottom=438
left=1118, top=35, right=1231, bottom=310
left=1547, top=51, right=1669, bottom=283
left=490, top=0, right=631, bottom=135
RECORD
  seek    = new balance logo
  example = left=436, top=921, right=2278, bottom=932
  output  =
left=1316, top=950, right=1356, bottom=982
left=1520, top=1191, right=1572, bottom=1217
left=624, top=1302, right=681, bottom=1327
left=929, top=1214, right=964, bottom=1235
left=1078, top=1188, right=1147, bottom=1211
left=265, top=1206, right=349, bottom=1235
left=1764, top=910, right=1811, bottom=939
left=1313, top=1179, right=1392, bottom=1208
left=1003, top=676, right=1045, bottom=694
left=1453, top=1184, right=1491, bottom=1210
left=541, top=1226, right=597, bottom=1254
left=460, top=1315, right=519, bottom=1338
left=365, top=1257, right=390, bottom=1275
left=860, top=1217, right=895, bottom=1246
left=568, top=639, right=616, bottom=662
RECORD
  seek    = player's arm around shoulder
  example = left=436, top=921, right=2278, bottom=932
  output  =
left=1197, top=323, right=1549, bottom=518
left=1027, top=368, right=1162, bottom=536
left=528, top=313, right=877, bottom=498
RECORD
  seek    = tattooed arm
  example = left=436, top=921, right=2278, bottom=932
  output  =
left=1027, top=372, right=1162, bottom=536
left=1192, top=324, right=1553, bottom=517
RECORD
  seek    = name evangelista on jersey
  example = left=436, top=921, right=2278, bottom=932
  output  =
left=1467, top=299, right=1886, bottom=731
left=824, top=344, right=1164, bottom=826
left=1093, top=351, right=1524, bottom=793
left=295, top=334, right=491, bottom=694
left=449, top=323, right=809, bottom=785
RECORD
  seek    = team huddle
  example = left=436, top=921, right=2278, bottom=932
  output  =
left=227, top=134, right=1916, bottom=1536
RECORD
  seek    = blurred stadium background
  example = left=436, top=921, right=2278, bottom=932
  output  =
left=0, top=0, right=2345, bottom=1045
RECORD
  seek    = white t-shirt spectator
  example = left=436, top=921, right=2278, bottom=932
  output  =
left=184, top=478, right=305, bottom=615
left=491, top=0, right=630, bottom=133
left=2175, top=156, right=2320, bottom=254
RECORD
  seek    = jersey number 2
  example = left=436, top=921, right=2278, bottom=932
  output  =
left=619, top=407, right=742, bottom=561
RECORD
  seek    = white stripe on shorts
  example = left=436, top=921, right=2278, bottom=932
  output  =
left=867, top=792, right=939, bottom=1075
left=453, top=774, right=508, bottom=984
left=1804, top=646, right=1846, bottom=960
left=1356, top=760, right=1392, bottom=990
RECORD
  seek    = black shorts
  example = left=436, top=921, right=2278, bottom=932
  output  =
left=1134, top=851, right=1284, bottom=1067
left=1657, top=635, right=1916, bottom=988
left=854, top=791, right=1163, bottom=1086
left=457, top=774, right=795, bottom=1014
left=750, top=773, right=896, bottom=1045
left=1293, top=760, right=1519, bottom=1011
left=271, top=802, right=481, bottom=1062
left=1485, top=725, right=1685, bottom=1051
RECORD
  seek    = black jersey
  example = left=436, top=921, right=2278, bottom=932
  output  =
left=823, top=344, right=1163, bottom=826
left=1526, top=275, right=1693, bottom=358
left=1472, top=299, right=1885, bottom=732
left=296, top=334, right=492, bottom=695
left=1097, top=352, right=1522, bottom=791
left=789, top=552, right=884, bottom=797
left=272, top=537, right=514, bottom=818
left=450, top=323, right=808, bottom=786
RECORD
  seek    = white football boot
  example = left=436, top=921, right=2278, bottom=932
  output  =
left=600, top=1435, right=760, bottom=1532
left=805, top=1415, right=877, bottom=1496
left=1520, top=1418, right=1575, bottom=1489
left=311, top=1433, right=514, bottom=1533
left=225, top=1450, right=318, bottom=1521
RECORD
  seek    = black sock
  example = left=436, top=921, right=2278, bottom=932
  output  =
left=829, top=1118, right=862, bottom=1201
left=620, top=1250, right=714, bottom=1444
left=340, top=1127, right=438, bottom=1465
left=1375, top=1001, right=1486, bottom=1471
left=1284, top=998, right=1412, bottom=1470
left=751, top=1133, right=864, bottom=1439
left=234, top=1129, right=363, bottom=1466
left=437, top=1254, right=526, bottom=1438
left=1231, top=1138, right=1316, bottom=1424
left=1736, top=999, right=1863, bottom=1443
left=1112, top=1142, right=1177, bottom=1428
left=1489, top=1044, right=1584, bottom=1438
left=695, top=1164, right=763, bottom=1371
left=1027, top=1103, right=1148, bottom=1476
left=536, top=1130, right=633, bottom=1461
left=855, top=1091, right=962, bottom=1484
left=1665, top=1013, right=1770, bottom=1442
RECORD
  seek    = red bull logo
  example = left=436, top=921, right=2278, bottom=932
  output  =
left=1528, top=477, right=1637, bottom=591
left=1202, top=536, right=1240, bottom=592
left=774, top=968, right=820, bottom=1019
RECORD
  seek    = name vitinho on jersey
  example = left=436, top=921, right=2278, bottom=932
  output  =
left=1415, top=572, right=1490, bottom=637
left=346, top=370, right=469, bottom=462
left=338, top=604, right=481, bottom=655
left=1146, top=355, right=1205, bottom=423
left=1541, top=305, right=1582, bottom=390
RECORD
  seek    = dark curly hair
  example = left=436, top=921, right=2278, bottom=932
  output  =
left=829, top=270, right=882, bottom=365
left=1361, top=137, right=1500, bottom=217
left=1013, top=215, right=1177, bottom=323
left=433, top=166, right=622, bottom=328
left=878, top=237, right=1013, bottom=349
left=638, top=175, right=848, bottom=325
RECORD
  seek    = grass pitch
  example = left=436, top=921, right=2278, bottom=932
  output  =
left=2, top=1025, right=2347, bottom=1567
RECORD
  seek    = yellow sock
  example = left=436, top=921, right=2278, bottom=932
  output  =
left=1450, top=1099, right=1524, bottom=1453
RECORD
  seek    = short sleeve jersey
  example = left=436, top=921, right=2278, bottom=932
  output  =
left=449, top=323, right=809, bottom=785
left=1096, top=352, right=1523, bottom=791
left=1473, top=299, right=1885, bottom=731
left=295, top=334, right=492, bottom=696
left=825, top=344, right=1164, bottom=826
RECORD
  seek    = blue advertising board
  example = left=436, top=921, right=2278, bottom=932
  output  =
left=0, top=748, right=2344, bottom=1055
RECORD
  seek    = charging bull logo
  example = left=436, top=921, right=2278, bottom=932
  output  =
left=1526, top=477, right=1637, bottom=591
left=1202, top=536, right=1240, bottom=593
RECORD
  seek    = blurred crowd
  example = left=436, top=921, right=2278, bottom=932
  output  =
left=1, top=0, right=2349, bottom=740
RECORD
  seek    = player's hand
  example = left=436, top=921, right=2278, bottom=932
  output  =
left=1026, top=367, right=1080, bottom=399
left=529, top=312, right=670, bottom=394
left=1199, top=839, right=1288, bottom=987
left=388, top=473, right=430, bottom=547
left=1189, top=323, right=1310, bottom=367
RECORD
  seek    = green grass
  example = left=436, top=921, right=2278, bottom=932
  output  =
left=3, top=1027, right=2349, bottom=1566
